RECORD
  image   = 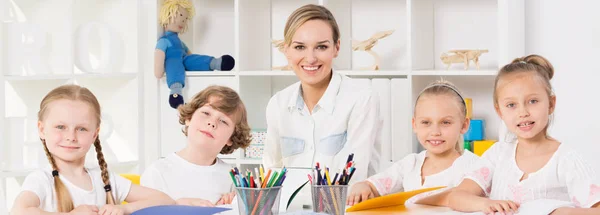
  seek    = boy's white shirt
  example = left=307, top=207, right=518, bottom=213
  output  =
left=140, top=153, right=232, bottom=204
left=262, top=71, right=381, bottom=184
left=367, top=150, right=481, bottom=196
left=20, top=167, right=132, bottom=212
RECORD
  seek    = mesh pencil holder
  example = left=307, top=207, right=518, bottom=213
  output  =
left=310, top=185, right=348, bottom=215
left=235, top=186, right=282, bottom=215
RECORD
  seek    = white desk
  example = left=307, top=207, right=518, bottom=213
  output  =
left=346, top=204, right=454, bottom=214
left=216, top=204, right=455, bottom=214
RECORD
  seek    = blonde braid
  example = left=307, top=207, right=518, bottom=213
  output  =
left=41, top=139, right=74, bottom=212
left=93, top=138, right=116, bottom=204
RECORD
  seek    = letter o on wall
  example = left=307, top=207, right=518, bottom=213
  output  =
left=74, top=22, right=124, bottom=73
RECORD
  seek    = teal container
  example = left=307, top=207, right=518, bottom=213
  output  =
left=465, top=119, right=484, bottom=141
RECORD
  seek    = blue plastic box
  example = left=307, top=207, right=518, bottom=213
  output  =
left=465, top=119, right=485, bottom=141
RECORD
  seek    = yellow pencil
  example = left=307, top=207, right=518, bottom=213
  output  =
left=325, top=168, right=340, bottom=214
left=259, top=165, right=265, bottom=182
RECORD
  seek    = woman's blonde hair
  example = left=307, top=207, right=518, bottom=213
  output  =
left=283, top=4, right=340, bottom=46
left=178, top=85, right=252, bottom=154
left=414, top=80, right=468, bottom=153
left=159, top=0, right=195, bottom=33
left=38, top=84, right=116, bottom=212
left=494, top=54, right=555, bottom=139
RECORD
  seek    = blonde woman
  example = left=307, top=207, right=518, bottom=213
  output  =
left=262, top=4, right=380, bottom=185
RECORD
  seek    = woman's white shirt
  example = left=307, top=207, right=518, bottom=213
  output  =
left=262, top=72, right=380, bottom=184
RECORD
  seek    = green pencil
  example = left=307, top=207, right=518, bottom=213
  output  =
left=267, top=172, right=279, bottom=187
left=229, top=171, right=238, bottom=187
left=272, top=168, right=286, bottom=187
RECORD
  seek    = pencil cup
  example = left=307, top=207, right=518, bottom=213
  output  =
left=311, top=185, right=348, bottom=215
left=235, top=186, right=282, bottom=215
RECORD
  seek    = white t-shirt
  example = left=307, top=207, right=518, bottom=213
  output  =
left=367, top=150, right=481, bottom=196
left=20, top=167, right=132, bottom=212
left=464, top=141, right=600, bottom=208
left=140, top=153, right=233, bottom=204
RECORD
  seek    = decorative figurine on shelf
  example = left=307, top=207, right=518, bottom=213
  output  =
left=155, top=0, right=235, bottom=109
left=352, top=30, right=394, bottom=70
left=440, top=49, right=488, bottom=70
left=272, top=39, right=292, bottom=70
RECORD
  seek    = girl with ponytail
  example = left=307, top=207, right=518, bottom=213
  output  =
left=347, top=80, right=481, bottom=206
left=448, top=55, right=600, bottom=214
left=11, top=84, right=174, bottom=215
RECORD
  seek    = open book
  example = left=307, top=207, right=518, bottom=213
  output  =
left=345, top=186, right=446, bottom=212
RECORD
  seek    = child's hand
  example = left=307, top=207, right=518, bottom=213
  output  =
left=68, top=204, right=99, bottom=215
left=216, top=192, right=236, bottom=205
left=346, top=181, right=375, bottom=206
left=176, top=198, right=215, bottom=207
left=98, top=204, right=125, bottom=215
left=482, top=199, right=519, bottom=215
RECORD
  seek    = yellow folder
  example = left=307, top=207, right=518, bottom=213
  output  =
left=345, top=186, right=445, bottom=212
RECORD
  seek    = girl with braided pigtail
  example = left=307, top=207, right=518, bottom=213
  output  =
left=11, top=84, right=174, bottom=215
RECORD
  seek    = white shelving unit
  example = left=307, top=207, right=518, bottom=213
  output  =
left=1, top=0, right=524, bottom=212
left=1, top=0, right=150, bottom=211
left=153, top=0, right=525, bottom=169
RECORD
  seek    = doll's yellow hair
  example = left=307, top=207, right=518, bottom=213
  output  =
left=159, top=0, right=195, bottom=33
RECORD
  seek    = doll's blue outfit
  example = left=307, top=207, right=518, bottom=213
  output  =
left=156, top=31, right=234, bottom=108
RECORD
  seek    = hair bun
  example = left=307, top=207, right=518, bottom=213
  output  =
left=521, top=54, right=554, bottom=80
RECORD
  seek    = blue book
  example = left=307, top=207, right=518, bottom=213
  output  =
left=132, top=205, right=231, bottom=215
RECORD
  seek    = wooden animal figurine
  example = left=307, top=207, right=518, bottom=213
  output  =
left=272, top=39, right=292, bottom=70
left=352, top=30, right=394, bottom=70
left=440, top=49, right=489, bottom=70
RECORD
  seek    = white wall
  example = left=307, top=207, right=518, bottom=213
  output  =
left=525, top=0, right=600, bottom=166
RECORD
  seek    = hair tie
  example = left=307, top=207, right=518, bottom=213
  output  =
left=104, top=185, right=112, bottom=192
left=52, top=170, right=58, bottom=177
left=519, top=60, right=527, bottom=64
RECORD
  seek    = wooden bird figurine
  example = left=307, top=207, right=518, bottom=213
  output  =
left=352, top=30, right=395, bottom=70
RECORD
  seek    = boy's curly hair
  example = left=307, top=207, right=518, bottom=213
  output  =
left=177, top=85, right=252, bottom=154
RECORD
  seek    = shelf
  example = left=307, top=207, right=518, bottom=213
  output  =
left=411, top=69, right=498, bottom=76
left=4, top=74, right=73, bottom=81
left=219, top=158, right=262, bottom=165
left=186, top=71, right=237, bottom=77
left=338, top=70, right=410, bottom=77
left=4, top=73, right=138, bottom=81
left=238, top=158, right=263, bottom=165
left=349, top=0, right=409, bottom=71
left=411, top=0, right=499, bottom=71
left=73, top=73, right=138, bottom=80
left=219, top=158, right=263, bottom=165
left=0, top=169, right=34, bottom=178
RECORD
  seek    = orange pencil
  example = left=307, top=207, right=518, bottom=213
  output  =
left=261, top=169, right=272, bottom=188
